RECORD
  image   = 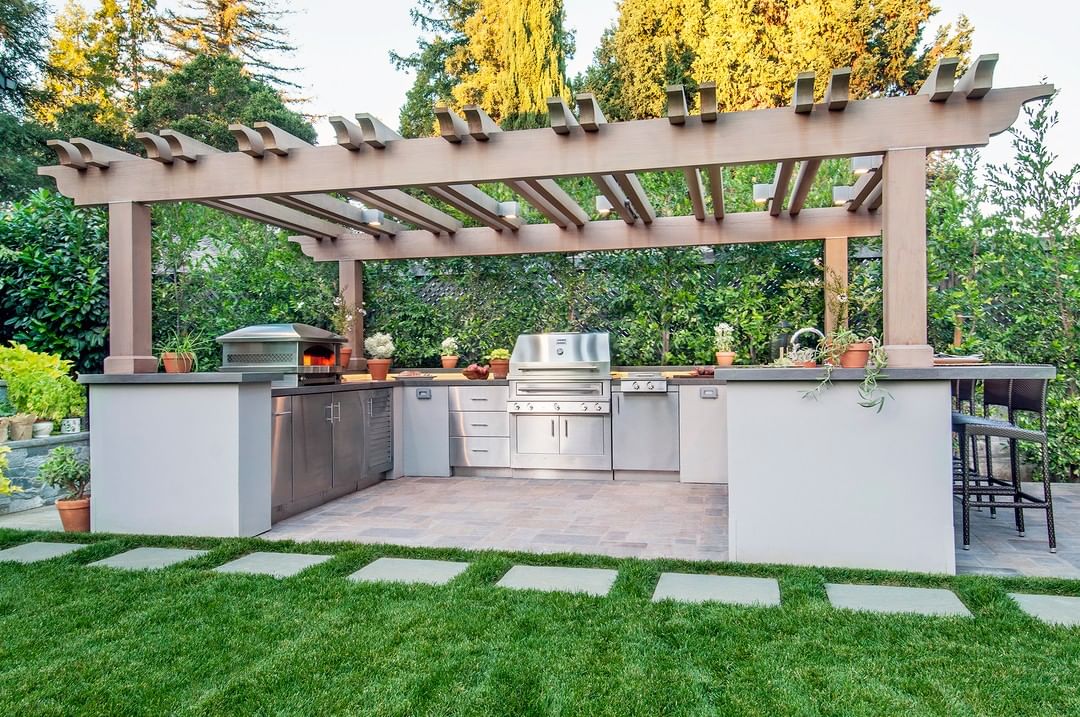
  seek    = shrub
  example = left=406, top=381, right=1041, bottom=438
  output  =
left=0, top=343, right=85, bottom=421
left=38, top=446, right=90, bottom=500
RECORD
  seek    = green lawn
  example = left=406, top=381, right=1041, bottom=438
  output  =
left=2, top=528, right=1080, bottom=716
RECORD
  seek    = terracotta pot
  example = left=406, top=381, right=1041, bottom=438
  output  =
left=715, top=351, right=736, bottom=366
left=800, top=360, right=817, bottom=368
left=368, top=358, right=392, bottom=381
left=161, top=352, right=195, bottom=373
left=339, top=346, right=353, bottom=368
left=839, top=342, right=872, bottom=368
left=56, top=497, right=90, bottom=532
left=489, top=358, right=510, bottom=379
left=441, top=355, right=459, bottom=369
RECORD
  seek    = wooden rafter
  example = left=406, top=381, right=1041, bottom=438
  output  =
left=576, top=93, right=606, bottom=131
left=292, top=208, right=881, bottom=262
left=667, top=85, right=688, bottom=125
left=684, top=168, right=706, bottom=220
left=705, top=166, right=724, bottom=219
left=846, top=166, right=883, bottom=212
left=522, top=179, right=588, bottom=227
left=770, top=161, right=796, bottom=216
left=590, top=174, right=635, bottom=224
left=426, top=185, right=522, bottom=232
left=275, top=193, right=405, bottom=236
left=699, top=82, right=718, bottom=121
left=788, top=159, right=822, bottom=216
left=793, top=72, right=815, bottom=113
left=824, top=68, right=850, bottom=110
left=463, top=105, right=501, bottom=141
left=919, top=57, right=960, bottom=102
left=955, top=54, right=997, bottom=99
left=349, top=189, right=462, bottom=235
left=546, top=97, right=579, bottom=135
left=204, top=198, right=344, bottom=239
left=613, top=173, right=655, bottom=224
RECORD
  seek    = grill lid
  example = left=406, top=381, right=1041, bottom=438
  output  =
left=216, top=323, right=344, bottom=344
left=509, top=332, right=611, bottom=379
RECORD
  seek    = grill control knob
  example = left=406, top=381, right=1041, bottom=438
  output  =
left=512, top=403, right=520, bottom=411
left=526, top=403, right=533, bottom=411
left=580, top=403, right=588, bottom=411
left=632, top=381, right=640, bottom=390
left=595, top=403, right=603, bottom=412
left=553, top=403, right=560, bottom=411
left=646, top=381, right=655, bottom=391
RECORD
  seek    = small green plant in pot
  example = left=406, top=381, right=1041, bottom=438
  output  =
left=805, top=329, right=890, bottom=411
left=155, top=330, right=211, bottom=373
left=6, top=371, right=73, bottom=437
left=713, top=322, right=737, bottom=366
left=440, top=337, right=460, bottom=369
left=39, top=445, right=91, bottom=532
left=364, top=333, right=395, bottom=380
left=330, top=291, right=365, bottom=367
left=486, top=348, right=511, bottom=379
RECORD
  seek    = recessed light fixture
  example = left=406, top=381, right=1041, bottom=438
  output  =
left=360, top=208, right=383, bottom=227
left=752, top=183, right=773, bottom=206
left=832, top=186, right=855, bottom=206
left=497, top=201, right=519, bottom=219
left=595, top=195, right=613, bottom=216
left=851, top=155, right=882, bottom=176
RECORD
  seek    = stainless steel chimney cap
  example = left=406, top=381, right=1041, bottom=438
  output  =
left=215, top=323, right=345, bottom=344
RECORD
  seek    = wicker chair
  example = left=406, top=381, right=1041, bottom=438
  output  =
left=952, top=378, right=1056, bottom=553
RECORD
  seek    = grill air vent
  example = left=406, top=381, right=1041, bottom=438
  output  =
left=227, top=352, right=293, bottom=364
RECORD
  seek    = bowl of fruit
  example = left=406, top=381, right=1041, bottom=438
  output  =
left=462, top=363, right=490, bottom=380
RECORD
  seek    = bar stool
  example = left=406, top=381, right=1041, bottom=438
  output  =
left=952, top=378, right=1056, bottom=552
left=951, top=377, right=990, bottom=510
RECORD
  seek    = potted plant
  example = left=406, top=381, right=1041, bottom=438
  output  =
left=59, top=382, right=87, bottom=434
left=805, top=330, right=890, bottom=411
left=38, top=445, right=91, bottom=532
left=364, top=333, right=395, bottom=380
left=6, top=371, right=68, bottom=437
left=486, top=348, right=511, bottom=379
left=440, top=337, right=460, bottom=369
left=330, top=291, right=365, bottom=368
left=714, top=322, right=736, bottom=366
left=772, top=346, right=818, bottom=368
left=155, top=330, right=209, bottom=373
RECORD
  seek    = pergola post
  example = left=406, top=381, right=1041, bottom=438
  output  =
left=823, top=236, right=849, bottom=333
left=881, top=148, right=933, bottom=367
left=338, top=260, right=366, bottom=370
left=103, top=202, right=157, bottom=374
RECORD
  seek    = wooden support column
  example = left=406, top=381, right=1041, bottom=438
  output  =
left=882, top=148, right=933, bottom=367
left=104, top=202, right=156, bottom=374
left=338, top=259, right=366, bottom=371
left=823, top=236, right=849, bottom=333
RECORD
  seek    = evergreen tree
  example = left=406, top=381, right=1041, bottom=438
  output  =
left=0, top=0, right=50, bottom=114
left=161, top=0, right=297, bottom=88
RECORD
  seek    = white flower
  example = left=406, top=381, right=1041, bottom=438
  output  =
left=365, top=332, right=395, bottom=359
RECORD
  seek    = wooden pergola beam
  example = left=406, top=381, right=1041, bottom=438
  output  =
left=354, top=113, right=399, bottom=148
left=684, top=168, right=706, bottom=220
left=523, top=178, right=588, bottom=227
left=275, top=193, right=405, bottom=236
left=705, top=165, right=724, bottom=219
left=788, top=159, right=822, bottom=216
left=546, top=97, right=579, bottom=135
left=42, top=84, right=1052, bottom=206
left=793, top=72, right=815, bottom=113
left=292, top=207, right=880, bottom=262
left=349, top=189, right=462, bottom=235
left=667, top=85, right=688, bottom=125
left=203, top=197, right=346, bottom=239
left=613, top=172, right=655, bottom=224
left=435, top=104, right=470, bottom=143
left=590, top=174, right=635, bottom=224
left=847, top=167, right=883, bottom=212
left=770, top=160, right=795, bottom=216
left=699, top=82, right=718, bottom=121
left=576, top=93, right=606, bottom=131
left=918, top=57, right=960, bottom=102
left=426, top=184, right=522, bottom=232
left=955, top=54, right=998, bottom=99
left=463, top=105, right=501, bottom=141
left=824, top=68, right=850, bottom=110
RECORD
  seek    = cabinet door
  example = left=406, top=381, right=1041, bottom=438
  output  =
left=332, top=391, right=365, bottom=490
left=292, top=394, right=333, bottom=500
left=513, top=415, right=560, bottom=455
left=559, top=415, right=607, bottom=456
left=612, top=392, right=680, bottom=471
left=362, top=389, right=393, bottom=479
left=270, top=397, right=293, bottom=508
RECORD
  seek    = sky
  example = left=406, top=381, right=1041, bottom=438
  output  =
left=68, top=0, right=1079, bottom=170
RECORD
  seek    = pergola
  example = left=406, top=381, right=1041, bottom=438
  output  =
left=39, top=54, right=1049, bottom=374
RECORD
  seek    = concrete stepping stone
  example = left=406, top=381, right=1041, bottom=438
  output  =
left=652, top=572, right=781, bottom=607
left=826, top=583, right=971, bottom=617
left=1010, top=593, right=1080, bottom=627
left=0, top=541, right=87, bottom=564
left=213, top=551, right=332, bottom=579
left=496, top=565, right=618, bottom=597
left=348, top=557, right=470, bottom=586
left=88, top=547, right=208, bottom=571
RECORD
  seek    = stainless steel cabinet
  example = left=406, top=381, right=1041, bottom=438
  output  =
left=613, top=390, right=680, bottom=473
left=560, top=415, right=607, bottom=457
left=403, top=386, right=450, bottom=477
left=332, top=390, right=365, bottom=491
left=292, top=393, right=334, bottom=501
left=513, top=415, right=560, bottom=456
left=271, top=397, right=293, bottom=506
left=363, top=389, right=393, bottom=480
left=510, top=413, right=611, bottom=471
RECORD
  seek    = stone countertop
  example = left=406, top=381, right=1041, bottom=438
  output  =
left=80, top=372, right=283, bottom=384
left=659, top=364, right=1056, bottom=383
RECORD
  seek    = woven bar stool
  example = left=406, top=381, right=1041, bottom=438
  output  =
left=952, top=378, right=1056, bottom=552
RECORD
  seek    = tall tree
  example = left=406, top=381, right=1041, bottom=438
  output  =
left=581, top=0, right=973, bottom=119
left=0, top=0, right=50, bottom=114
left=161, top=0, right=297, bottom=88
left=132, top=53, right=313, bottom=151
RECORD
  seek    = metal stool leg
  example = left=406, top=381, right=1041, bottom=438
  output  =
left=960, top=428, right=971, bottom=550
left=1009, top=437, right=1025, bottom=537
left=1042, top=441, right=1057, bottom=553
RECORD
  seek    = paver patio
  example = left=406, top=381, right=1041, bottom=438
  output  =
left=348, top=557, right=470, bottom=586
left=826, top=583, right=972, bottom=617
left=652, top=573, right=781, bottom=606
left=213, top=551, right=332, bottom=578
left=496, top=565, right=618, bottom=596
left=88, top=547, right=208, bottom=570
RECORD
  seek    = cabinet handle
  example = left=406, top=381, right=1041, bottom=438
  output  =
left=470, top=423, right=488, bottom=427
left=470, top=397, right=488, bottom=401
left=470, top=449, right=489, bottom=453
left=564, top=420, right=568, bottom=437
left=616, top=394, right=621, bottom=414
left=325, top=404, right=333, bottom=423
left=550, top=419, right=555, bottom=436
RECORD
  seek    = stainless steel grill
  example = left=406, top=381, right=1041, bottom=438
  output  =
left=507, top=332, right=613, bottom=475
left=217, top=324, right=345, bottom=387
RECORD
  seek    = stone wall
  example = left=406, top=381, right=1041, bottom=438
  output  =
left=0, top=433, right=90, bottom=515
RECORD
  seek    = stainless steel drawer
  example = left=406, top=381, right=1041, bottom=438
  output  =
left=449, top=410, right=509, bottom=437
left=450, top=437, right=510, bottom=468
left=449, top=386, right=508, bottom=412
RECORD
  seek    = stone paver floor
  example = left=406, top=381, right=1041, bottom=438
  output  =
left=89, top=547, right=208, bottom=571
left=652, top=572, right=781, bottom=607
left=826, top=583, right=972, bottom=617
left=348, top=557, right=470, bottom=586
left=213, top=551, right=332, bottom=578
left=1009, top=593, right=1080, bottom=627
left=496, top=565, right=618, bottom=596
left=264, top=476, right=728, bottom=562
left=0, top=541, right=86, bottom=563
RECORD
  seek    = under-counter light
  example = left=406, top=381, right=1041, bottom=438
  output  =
left=497, top=201, right=519, bottom=219
left=360, top=208, right=383, bottom=227
left=851, top=155, right=882, bottom=176
left=595, top=195, right=613, bottom=216
left=752, top=183, right=773, bottom=206
left=832, top=186, right=855, bottom=206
